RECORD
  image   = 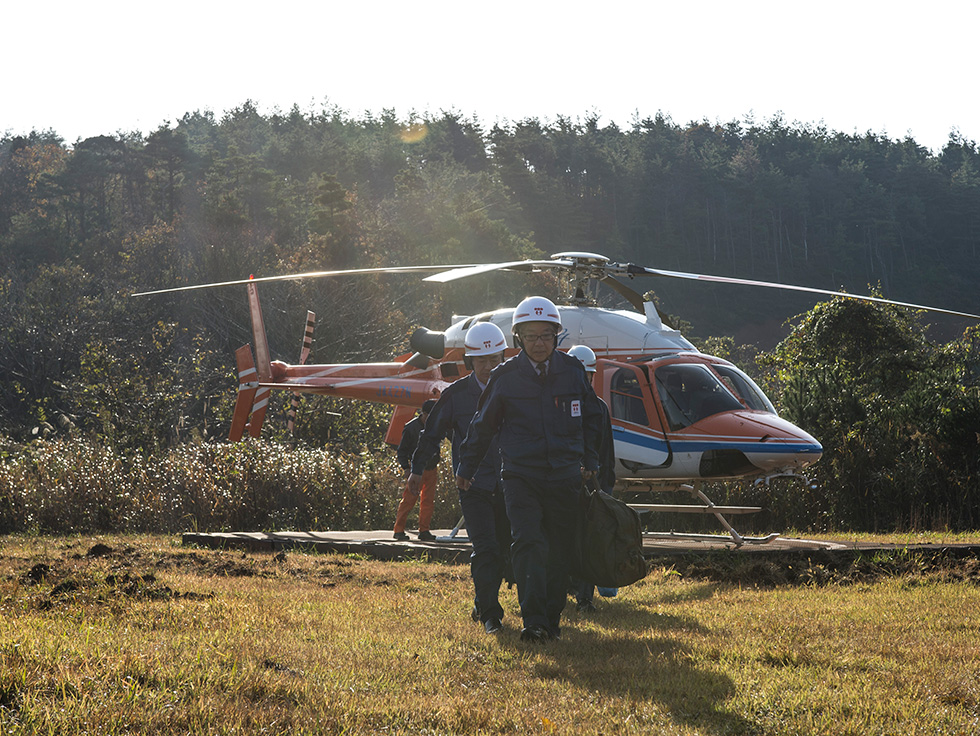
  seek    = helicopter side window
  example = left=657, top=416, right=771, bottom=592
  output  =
left=655, top=368, right=690, bottom=431
left=712, top=365, right=776, bottom=414
left=610, top=368, right=649, bottom=426
left=654, top=364, right=743, bottom=430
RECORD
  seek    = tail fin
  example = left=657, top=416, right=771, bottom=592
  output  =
left=247, top=280, right=273, bottom=382
left=229, top=345, right=259, bottom=441
left=287, top=310, right=315, bottom=434
left=229, top=281, right=275, bottom=441
left=240, top=280, right=275, bottom=438
left=384, top=405, right=418, bottom=448
left=246, top=387, right=271, bottom=438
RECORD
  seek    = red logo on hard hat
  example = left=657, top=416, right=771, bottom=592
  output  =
left=483, top=340, right=492, bottom=348
left=534, top=306, right=543, bottom=315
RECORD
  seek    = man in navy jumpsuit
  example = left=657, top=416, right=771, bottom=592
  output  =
left=456, top=296, right=604, bottom=642
left=408, top=322, right=512, bottom=634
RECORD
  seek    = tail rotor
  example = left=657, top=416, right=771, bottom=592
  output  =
left=287, top=311, right=316, bottom=434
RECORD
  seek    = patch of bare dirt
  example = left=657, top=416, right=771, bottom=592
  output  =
left=3, top=540, right=384, bottom=609
left=6, top=542, right=219, bottom=610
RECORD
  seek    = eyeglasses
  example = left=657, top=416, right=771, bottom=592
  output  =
left=520, top=332, right=556, bottom=344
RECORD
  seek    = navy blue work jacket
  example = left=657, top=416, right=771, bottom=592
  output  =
left=397, top=416, right=438, bottom=471
left=457, top=350, right=604, bottom=482
left=411, top=373, right=501, bottom=491
left=596, top=398, right=617, bottom=493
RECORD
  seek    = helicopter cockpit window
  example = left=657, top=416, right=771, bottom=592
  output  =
left=654, top=364, right=744, bottom=431
left=610, top=368, right=649, bottom=426
left=711, top=365, right=776, bottom=414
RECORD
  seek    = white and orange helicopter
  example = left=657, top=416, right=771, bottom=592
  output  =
left=134, top=252, right=980, bottom=545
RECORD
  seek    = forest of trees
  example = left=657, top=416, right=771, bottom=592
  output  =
left=1, top=103, right=978, bottom=532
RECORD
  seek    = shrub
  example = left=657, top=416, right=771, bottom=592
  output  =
left=0, top=438, right=461, bottom=534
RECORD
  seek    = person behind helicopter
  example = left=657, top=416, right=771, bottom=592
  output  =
left=392, top=399, right=439, bottom=541
left=566, top=344, right=618, bottom=612
left=456, top=296, right=604, bottom=643
left=407, top=322, right=512, bottom=634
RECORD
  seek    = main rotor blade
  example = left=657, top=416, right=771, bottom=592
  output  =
left=632, top=266, right=980, bottom=321
left=132, top=264, right=485, bottom=297
left=423, top=259, right=572, bottom=283
left=598, top=275, right=644, bottom=311
left=600, top=275, right=678, bottom=330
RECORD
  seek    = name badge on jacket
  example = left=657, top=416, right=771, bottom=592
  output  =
left=570, top=400, right=581, bottom=417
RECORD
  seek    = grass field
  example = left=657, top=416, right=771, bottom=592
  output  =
left=1, top=534, right=979, bottom=735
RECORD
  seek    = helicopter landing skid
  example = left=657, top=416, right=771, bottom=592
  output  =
left=628, top=482, right=777, bottom=548
left=642, top=530, right=781, bottom=547
left=435, top=515, right=469, bottom=543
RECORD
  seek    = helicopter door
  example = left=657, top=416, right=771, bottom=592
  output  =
left=599, top=361, right=671, bottom=470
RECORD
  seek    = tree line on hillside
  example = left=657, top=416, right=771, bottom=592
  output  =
left=4, top=104, right=979, bottom=324
left=0, top=103, right=978, bottom=531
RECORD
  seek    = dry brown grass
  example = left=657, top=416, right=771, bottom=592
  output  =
left=1, top=534, right=978, bottom=734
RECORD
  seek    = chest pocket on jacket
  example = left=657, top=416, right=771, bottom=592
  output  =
left=552, top=394, right=584, bottom=436
left=499, top=382, right=545, bottom=440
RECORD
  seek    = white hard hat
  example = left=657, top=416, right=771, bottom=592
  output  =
left=567, top=345, right=597, bottom=372
left=511, top=296, right=561, bottom=334
left=464, top=322, right=507, bottom=356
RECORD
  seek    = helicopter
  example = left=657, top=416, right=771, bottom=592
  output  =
left=134, top=252, right=980, bottom=545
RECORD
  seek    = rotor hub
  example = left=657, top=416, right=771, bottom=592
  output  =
left=550, top=252, right=616, bottom=304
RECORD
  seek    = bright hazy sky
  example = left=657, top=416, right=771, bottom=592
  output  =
left=4, top=0, right=978, bottom=154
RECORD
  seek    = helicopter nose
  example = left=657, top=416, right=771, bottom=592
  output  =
left=736, top=413, right=823, bottom=472
left=684, top=411, right=822, bottom=478
left=694, top=411, right=823, bottom=478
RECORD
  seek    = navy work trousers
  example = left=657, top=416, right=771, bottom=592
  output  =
left=459, top=484, right=511, bottom=623
left=502, top=472, right=581, bottom=635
